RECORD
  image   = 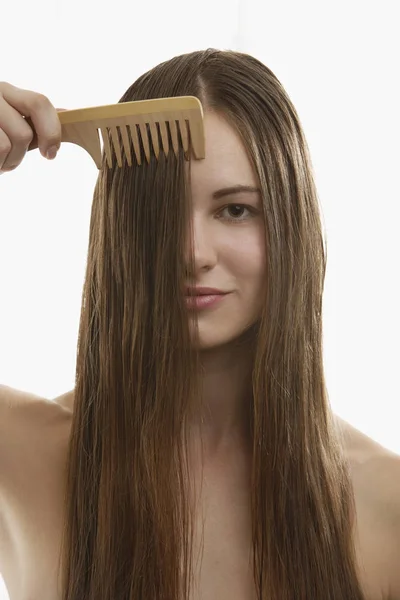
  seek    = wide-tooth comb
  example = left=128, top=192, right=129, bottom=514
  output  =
left=40, top=96, right=205, bottom=169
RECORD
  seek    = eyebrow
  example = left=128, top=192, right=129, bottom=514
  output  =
left=212, top=185, right=261, bottom=200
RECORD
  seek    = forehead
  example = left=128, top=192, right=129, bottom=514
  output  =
left=186, top=111, right=258, bottom=195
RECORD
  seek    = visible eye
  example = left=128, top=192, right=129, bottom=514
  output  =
left=217, top=204, right=258, bottom=223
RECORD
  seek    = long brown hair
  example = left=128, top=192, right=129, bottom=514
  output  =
left=59, top=49, right=366, bottom=599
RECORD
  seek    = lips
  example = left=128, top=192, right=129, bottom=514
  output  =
left=184, top=292, right=228, bottom=310
left=185, top=287, right=227, bottom=296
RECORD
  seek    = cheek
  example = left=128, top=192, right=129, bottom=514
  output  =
left=223, top=231, right=266, bottom=279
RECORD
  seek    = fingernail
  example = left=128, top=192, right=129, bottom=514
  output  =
left=46, top=145, right=58, bottom=160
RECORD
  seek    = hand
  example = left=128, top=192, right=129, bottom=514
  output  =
left=0, top=81, right=67, bottom=174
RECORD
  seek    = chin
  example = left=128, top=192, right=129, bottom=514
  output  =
left=189, top=322, right=256, bottom=352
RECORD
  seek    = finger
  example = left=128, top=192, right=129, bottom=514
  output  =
left=27, top=108, right=68, bottom=152
left=0, top=126, right=11, bottom=172
left=0, top=100, right=33, bottom=170
left=0, top=82, right=62, bottom=157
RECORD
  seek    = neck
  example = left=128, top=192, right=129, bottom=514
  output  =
left=189, top=331, right=256, bottom=458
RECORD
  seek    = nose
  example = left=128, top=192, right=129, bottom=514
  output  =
left=185, top=214, right=217, bottom=275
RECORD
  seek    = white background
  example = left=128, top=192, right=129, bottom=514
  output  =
left=0, top=0, right=399, bottom=598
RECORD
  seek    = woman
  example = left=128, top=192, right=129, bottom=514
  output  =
left=0, top=49, right=399, bottom=600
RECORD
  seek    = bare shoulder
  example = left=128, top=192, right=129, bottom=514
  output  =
left=0, top=383, right=45, bottom=411
left=335, top=414, right=400, bottom=493
left=0, top=383, right=65, bottom=424
left=0, top=383, right=73, bottom=527
left=0, top=383, right=75, bottom=413
left=0, top=384, right=48, bottom=444
left=335, top=414, right=400, bottom=600
left=0, top=384, right=71, bottom=473
left=0, top=385, right=72, bottom=593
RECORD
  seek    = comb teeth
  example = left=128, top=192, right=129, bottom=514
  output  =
left=100, top=118, right=190, bottom=168
left=56, top=96, right=205, bottom=169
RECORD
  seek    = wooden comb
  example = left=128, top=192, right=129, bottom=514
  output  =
left=30, top=96, right=205, bottom=169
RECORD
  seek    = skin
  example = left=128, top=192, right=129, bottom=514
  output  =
left=1, top=109, right=400, bottom=600
left=184, top=110, right=266, bottom=459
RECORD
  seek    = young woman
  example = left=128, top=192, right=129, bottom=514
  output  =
left=0, top=49, right=399, bottom=600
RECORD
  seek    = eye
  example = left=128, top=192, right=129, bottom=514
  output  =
left=217, top=204, right=258, bottom=223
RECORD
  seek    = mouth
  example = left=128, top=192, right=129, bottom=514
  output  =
left=185, top=287, right=228, bottom=297
left=184, top=292, right=229, bottom=310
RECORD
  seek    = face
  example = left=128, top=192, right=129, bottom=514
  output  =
left=185, top=111, right=267, bottom=350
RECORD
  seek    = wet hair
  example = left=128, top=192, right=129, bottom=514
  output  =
left=59, top=48, right=366, bottom=600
